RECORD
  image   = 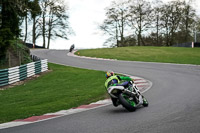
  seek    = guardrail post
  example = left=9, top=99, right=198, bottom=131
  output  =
left=0, top=69, right=9, bottom=86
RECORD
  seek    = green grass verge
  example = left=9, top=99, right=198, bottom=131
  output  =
left=75, top=46, right=200, bottom=65
left=0, top=63, right=107, bottom=124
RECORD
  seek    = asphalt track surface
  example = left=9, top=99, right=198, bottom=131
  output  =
left=1, top=49, right=200, bottom=133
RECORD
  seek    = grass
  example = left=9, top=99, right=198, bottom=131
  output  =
left=1, top=46, right=199, bottom=123
left=75, top=46, right=200, bottom=65
left=0, top=63, right=107, bottom=124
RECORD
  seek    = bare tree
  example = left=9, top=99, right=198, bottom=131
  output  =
left=151, top=0, right=163, bottom=46
left=161, top=1, right=184, bottom=46
left=180, top=0, right=196, bottom=43
left=100, top=1, right=129, bottom=47
left=127, top=0, right=152, bottom=46
left=29, top=0, right=41, bottom=46
left=40, top=0, right=49, bottom=48
left=99, top=0, right=199, bottom=47
left=40, top=0, right=72, bottom=49
left=22, top=0, right=30, bottom=43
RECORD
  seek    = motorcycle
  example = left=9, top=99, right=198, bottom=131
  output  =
left=69, top=44, right=75, bottom=52
left=107, top=81, right=148, bottom=111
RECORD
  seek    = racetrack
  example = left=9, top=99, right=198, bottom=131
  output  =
left=1, top=49, right=200, bottom=133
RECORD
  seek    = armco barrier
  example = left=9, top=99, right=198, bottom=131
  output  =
left=0, top=59, right=48, bottom=87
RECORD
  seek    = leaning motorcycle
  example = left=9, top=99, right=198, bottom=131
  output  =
left=107, top=81, right=148, bottom=111
left=69, top=45, right=74, bottom=52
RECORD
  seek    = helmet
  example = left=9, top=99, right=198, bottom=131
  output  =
left=105, top=70, right=114, bottom=79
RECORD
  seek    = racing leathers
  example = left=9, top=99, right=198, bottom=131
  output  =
left=105, top=75, right=133, bottom=107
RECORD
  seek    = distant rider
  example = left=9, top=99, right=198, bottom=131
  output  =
left=69, top=44, right=75, bottom=52
left=105, top=70, right=134, bottom=106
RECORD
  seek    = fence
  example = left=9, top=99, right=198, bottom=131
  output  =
left=0, top=59, right=48, bottom=87
left=173, top=42, right=200, bottom=47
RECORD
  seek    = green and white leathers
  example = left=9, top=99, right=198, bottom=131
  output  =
left=105, top=75, right=132, bottom=89
left=105, top=73, right=149, bottom=111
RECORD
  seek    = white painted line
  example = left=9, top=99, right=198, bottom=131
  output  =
left=0, top=122, right=31, bottom=129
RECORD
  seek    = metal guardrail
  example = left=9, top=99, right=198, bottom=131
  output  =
left=0, top=59, right=48, bottom=87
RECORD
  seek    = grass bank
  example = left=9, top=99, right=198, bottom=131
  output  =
left=0, top=63, right=106, bottom=124
left=75, top=46, right=200, bottom=65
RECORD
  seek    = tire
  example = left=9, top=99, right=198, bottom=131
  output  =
left=118, top=93, right=136, bottom=112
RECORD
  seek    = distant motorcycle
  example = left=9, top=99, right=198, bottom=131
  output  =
left=69, top=44, right=75, bottom=52
left=107, top=81, right=148, bottom=111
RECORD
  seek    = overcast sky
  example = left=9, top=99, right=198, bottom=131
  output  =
left=49, top=0, right=111, bottom=49
left=47, top=0, right=200, bottom=49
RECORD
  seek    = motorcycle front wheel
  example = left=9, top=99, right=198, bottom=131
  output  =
left=119, top=93, right=137, bottom=112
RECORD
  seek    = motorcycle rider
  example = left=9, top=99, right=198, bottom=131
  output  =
left=105, top=70, right=134, bottom=107
left=69, top=44, right=75, bottom=52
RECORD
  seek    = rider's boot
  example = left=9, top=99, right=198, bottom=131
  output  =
left=111, top=97, right=120, bottom=107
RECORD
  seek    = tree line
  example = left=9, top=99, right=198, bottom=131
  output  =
left=0, top=0, right=72, bottom=62
left=100, top=0, right=200, bottom=47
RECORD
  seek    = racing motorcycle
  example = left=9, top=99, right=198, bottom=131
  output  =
left=107, top=81, right=148, bottom=111
left=69, top=44, right=75, bottom=52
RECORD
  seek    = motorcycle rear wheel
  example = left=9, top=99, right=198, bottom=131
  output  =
left=119, top=93, right=136, bottom=112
